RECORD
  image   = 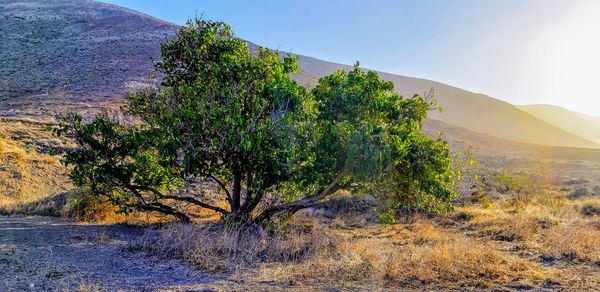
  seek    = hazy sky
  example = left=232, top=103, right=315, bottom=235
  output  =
left=101, top=0, right=600, bottom=116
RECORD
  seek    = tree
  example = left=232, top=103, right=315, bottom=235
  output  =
left=57, top=18, right=455, bottom=225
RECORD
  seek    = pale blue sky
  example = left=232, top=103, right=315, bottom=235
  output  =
left=100, top=0, right=600, bottom=116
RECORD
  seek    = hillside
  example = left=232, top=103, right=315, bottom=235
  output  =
left=517, top=104, right=600, bottom=144
left=1, top=0, right=598, bottom=149
left=294, top=56, right=599, bottom=148
left=425, top=119, right=600, bottom=164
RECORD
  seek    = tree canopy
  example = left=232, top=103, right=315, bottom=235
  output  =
left=57, top=18, right=456, bottom=225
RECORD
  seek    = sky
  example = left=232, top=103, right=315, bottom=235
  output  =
left=100, top=0, right=600, bottom=116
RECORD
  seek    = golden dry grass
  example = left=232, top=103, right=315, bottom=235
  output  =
left=542, top=221, right=600, bottom=262
left=453, top=189, right=600, bottom=268
left=135, top=215, right=550, bottom=289
left=0, top=127, right=71, bottom=214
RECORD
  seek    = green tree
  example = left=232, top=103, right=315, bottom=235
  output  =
left=57, top=18, right=455, bottom=225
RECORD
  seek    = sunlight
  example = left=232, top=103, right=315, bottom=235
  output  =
left=525, top=0, right=600, bottom=115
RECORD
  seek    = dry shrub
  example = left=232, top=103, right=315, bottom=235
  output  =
left=577, top=198, right=600, bottom=217
left=63, top=191, right=126, bottom=223
left=543, top=223, right=600, bottom=262
left=62, top=190, right=171, bottom=224
left=77, top=280, right=102, bottom=292
left=581, top=204, right=600, bottom=217
left=569, top=187, right=590, bottom=199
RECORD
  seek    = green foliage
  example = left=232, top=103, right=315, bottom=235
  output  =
left=57, top=18, right=456, bottom=225
left=293, top=65, right=456, bottom=215
left=378, top=211, right=397, bottom=226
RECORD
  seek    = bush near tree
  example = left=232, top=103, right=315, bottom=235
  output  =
left=56, top=18, right=455, bottom=225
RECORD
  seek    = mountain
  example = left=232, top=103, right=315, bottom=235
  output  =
left=1, top=0, right=598, bottom=149
left=424, top=119, right=600, bottom=162
left=517, top=104, right=600, bottom=144
left=293, top=56, right=599, bottom=148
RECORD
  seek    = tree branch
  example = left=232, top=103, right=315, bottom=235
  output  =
left=127, top=185, right=229, bottom=216
left=239, top=170, right=255, bottom=212
left=138, top=203, right=191, bottom=223
left=160, top=195, right=229, bottom=215
left=253, top=171, right=348, bottom=224
left=206, top=174, right=231, bottom=202
left=127, top=187, right=191, bottom=223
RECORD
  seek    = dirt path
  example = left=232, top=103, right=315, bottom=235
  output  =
left=0, top=215, right=215, bottom=291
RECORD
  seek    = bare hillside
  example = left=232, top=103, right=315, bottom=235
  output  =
left=0, top=0, right=176, bottom=118
left=424, top=119, right=600, bottom=162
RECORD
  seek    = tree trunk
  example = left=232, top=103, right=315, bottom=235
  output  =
left=231, top=171, right=242, bottom=213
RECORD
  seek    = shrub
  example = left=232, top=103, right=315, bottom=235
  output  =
left=569, top=187, right=589, bottom=199
left=63, top=189, right=124, bottom=223
left=580, top=202, right=600, bottom=217
left=562, top=178, right=590, bottom=186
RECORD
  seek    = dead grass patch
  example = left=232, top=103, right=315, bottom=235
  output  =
left=542, top=222, right=600, bottom=263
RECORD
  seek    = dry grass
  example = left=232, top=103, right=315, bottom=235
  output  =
left=0, top=130, right=71, bottom=214
left=454, top=191, right=575, bottom=242
left=75, top=280, right=103, bottom=292
left=134, top=215, right=549, bottom=289
left=542, top=222, right=600, bottom=263
left=452, top=188, right=600, bottom=268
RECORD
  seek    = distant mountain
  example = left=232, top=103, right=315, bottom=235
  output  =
left=423, top=119, right=600, bottom=162
left=293, top=56, right=599, bottom=148
left=517, top=104, right=600, bottom=144
left=1, top=0, right=598, bottom=149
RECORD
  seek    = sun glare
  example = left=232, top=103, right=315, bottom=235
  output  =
left=524, top=1, right=600, bottom=115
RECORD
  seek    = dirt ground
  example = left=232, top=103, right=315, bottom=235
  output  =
left=0, top=215, right=222, bottom=291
